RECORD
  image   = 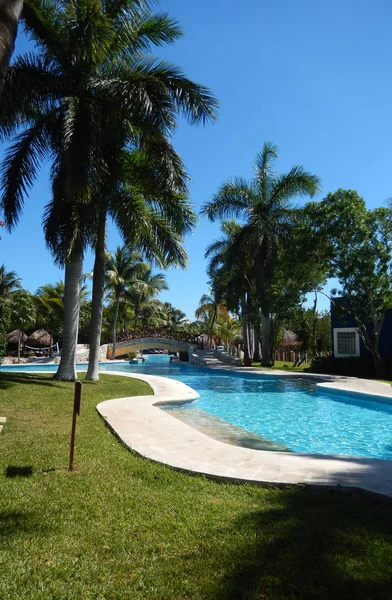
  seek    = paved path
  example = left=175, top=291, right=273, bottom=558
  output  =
left=97, top=370, right=392, bottom=499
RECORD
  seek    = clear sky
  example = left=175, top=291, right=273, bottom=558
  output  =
left=1, top=0, right=392, bottom=319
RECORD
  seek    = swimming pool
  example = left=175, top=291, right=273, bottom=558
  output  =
left=2, top=361, right=392, bottom=460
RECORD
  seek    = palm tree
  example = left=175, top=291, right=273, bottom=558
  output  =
left=105, top=247, right=145, bottom=360
left=160, top=302, right=186, bottom=329
left=0, top=264, right=20, bottom=296
left=129, top=265, right=168, bottom=332
left=35, top=280, right=89, bottom=343
left=201, top=142, right=320, bottom=365
left=0, top=0, right=218, bottom=380
left=139, top=298, right=165, bottom=329
left=195, top=292, right=229, bottom=347
left=9, top=289, right=36, bottom=362
left=214, top=316, right=241, bottom=345
left=85, top=147, right=195, bottom=380
left=0, top=264, right=20, bottom=357
left=205, top=220, right=254, bottom=361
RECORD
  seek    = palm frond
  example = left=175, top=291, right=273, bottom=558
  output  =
left=120, top=11, right=183, bottom=54
left=22, top=0, right=64, bottom=60
left=254, top=141, right=278, bottom=201
left=270, top=166, right=321, bottom=206
left=201, top=178, right=255, bottom=221
left=0, top=55, right=63, bottom=140
left=136, top=57, right=219, bottom=125
left=0, top=120, right=50, bottom=229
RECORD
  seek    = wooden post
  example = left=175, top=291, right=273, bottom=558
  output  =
left=69, top=381, right=82, bottom=472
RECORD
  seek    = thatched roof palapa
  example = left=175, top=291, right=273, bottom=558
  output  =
left=7, top=329, right=28, bottom=346
left=25, top=329, right=54, bottom=348
left=280, top=328, right=298, bottom=348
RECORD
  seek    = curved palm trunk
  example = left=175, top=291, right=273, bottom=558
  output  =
left=253, top=323, right=261, bottom=362
left=86, top=214, right=106, bottom=381
left=111, top=294, right=120, bottom=360
left=54, top=254, right=83, bottom=381
left=0, top=0, right=23, bottom=94
left=261, top=309, right=271, bottom=366
left=208, top=310, right=217, bottom=347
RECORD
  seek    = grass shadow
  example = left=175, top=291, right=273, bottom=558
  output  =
left=0, top=510, right=51, bottom=539
left=210, top=488, right=392, bottom=600
left=0, top=372, right=70, bottom=389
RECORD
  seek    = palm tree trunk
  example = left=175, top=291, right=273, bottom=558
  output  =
left=261, top=309, right=271, bottom=366
left=253, top=323, right=261, bottom=362
left=241, top=294, right=250, bottom=363
left=311, top=290, right=318, bottom=357
left=133, top=303, right=140, bottom=332
left=0, top=0, right=23, bottom=94
left=17, top=326, right=21, bottom=363
left=86, top=214, right=106, bottom=381
left=111, top=294, right=120, bottom=360
left=208, top=310, right=217, bottom=348
left=54, top=254, right=83, bottom=381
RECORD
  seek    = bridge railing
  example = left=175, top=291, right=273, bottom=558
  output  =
left=109, top=328, right=204, bottom=349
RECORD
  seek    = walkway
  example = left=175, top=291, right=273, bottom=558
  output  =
left=97, top=370, right=392, bottom=499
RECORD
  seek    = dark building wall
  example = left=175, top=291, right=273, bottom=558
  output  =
left=331, top=299, right=392, bottom=357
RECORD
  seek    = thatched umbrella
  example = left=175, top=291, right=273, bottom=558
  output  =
left=7, top=329, right=28, bottom=347
left=280, top=328, right=298, bottom=349
left=25, top=329, right=54, bottom=352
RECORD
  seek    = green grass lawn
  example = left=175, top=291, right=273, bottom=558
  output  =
left=247, top=360, right=311, bottom=372
left=1, top=372, right=392, bottom=599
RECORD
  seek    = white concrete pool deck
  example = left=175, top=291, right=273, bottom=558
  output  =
left=96, top=368, right=392, bottom=499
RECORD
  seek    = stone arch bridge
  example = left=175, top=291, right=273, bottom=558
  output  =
left=107, top=328, right=204, bottom=359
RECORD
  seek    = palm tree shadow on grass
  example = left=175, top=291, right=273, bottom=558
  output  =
left=0, top=510, right=52, bottom=539
left=210, top=488, right=392, bottom=600
left=0, top=373, right=69, bottom=389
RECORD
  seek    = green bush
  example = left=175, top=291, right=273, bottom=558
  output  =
left=0, top=297, right=10, bottom=360
left=179, top=350, right=189, bottom=362
left=310, top=355, right=376, bottom=378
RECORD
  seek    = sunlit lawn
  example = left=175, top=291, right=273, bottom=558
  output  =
left=248, top=360, right=311, bottom=372
left=1, top=372, right=392, bottom=599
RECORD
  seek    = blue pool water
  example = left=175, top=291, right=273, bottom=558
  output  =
left=2, top=361, right=392, bottom=460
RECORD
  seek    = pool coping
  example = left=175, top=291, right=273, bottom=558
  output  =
left=94, top=369, right=392, bottom=500
left=4, top=366, right=392, bottom=499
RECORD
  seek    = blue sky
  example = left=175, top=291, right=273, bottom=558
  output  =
left=1, top=0, right=392, bottom=318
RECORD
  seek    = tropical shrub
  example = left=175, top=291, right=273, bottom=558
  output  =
left=179, top=351, right=189, bottom=362
left=0, top=297, right=10, bottom=359
left=310, top=355, right=375, bottom=378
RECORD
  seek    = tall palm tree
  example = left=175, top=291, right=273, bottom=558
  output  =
left=205, top=221, right=253, bottom=361
left=129, top=265, right=168, bottom=332
left=195, top=292, right=229, bottom=347
left=201, top=142, right=320, bottom=365
left=0, top=0, right=218, bottom=380
left=85, top=146, right=195, bottom=380
left=105, top=247, right=145, bottom=360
